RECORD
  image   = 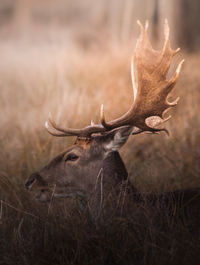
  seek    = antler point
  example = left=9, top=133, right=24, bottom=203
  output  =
left=45, top=121, right=49, bottom=128
left=100, top=104, right=105, bottom=121
left=145, top=20, right=149, bottom=30
left=100, top=103, right=104, bottom=113
left=164, top=20, right=170, bottom=40
left=137, top=20, right=144, bottom=34
left=177, top=59, right=185, bottom=73
left=163, top=115, right=172, bottom=123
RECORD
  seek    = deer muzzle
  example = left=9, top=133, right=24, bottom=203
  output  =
left=25, top=172, right=47, bottom=191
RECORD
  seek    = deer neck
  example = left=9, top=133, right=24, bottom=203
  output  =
left=102, top=151, right=138, bottom=193
left=103, top=151, right=127, bottom=181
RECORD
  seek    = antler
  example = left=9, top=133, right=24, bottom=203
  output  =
left=45, top=114, right=142, bottom=138
left=45, top=114, right=106, bottom=138
left=45, top=20, right=184, bottom=138
left=101, top=20, right=184, bottom=133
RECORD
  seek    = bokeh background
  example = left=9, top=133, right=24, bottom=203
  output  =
left=0, top=1, right=200, bottom=264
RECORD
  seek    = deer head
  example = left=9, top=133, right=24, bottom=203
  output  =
left=25, top=20, right=184, bottom=206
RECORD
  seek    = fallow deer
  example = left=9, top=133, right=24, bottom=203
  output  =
left=25, top=21, right=200, bottom=217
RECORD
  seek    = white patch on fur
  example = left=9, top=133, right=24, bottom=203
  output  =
left=106, top=127, right=133, bottom=151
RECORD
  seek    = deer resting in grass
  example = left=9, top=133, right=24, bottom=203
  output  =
left=25, top=21, right=199, bottom=216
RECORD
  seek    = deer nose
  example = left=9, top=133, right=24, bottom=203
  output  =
left=25, top=172, right=42, bottom=190
left=25, top=177, right=35, bottom=190
left=25, top=172, right=47, bottom=190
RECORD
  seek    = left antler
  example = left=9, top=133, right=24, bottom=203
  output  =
left=101, top=20, right=184, bottom=133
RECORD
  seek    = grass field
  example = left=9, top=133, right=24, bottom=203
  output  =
left=0, top=31, right=200, bottom=264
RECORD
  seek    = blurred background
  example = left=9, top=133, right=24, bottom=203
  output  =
left=0, top=0, right=200, bottom=193
left=0, top=0, right=200, bottom=49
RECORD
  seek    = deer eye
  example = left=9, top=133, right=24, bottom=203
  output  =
left=65, top=153, right=79, bottom=162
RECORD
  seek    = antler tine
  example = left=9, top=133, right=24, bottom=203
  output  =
left=45, top=120, right=71, bottom=137
left=168, top=59, right=185, bottom=87
left=45, top=113, right=76, bottom=137
left=45, top=113, right=106, bottom=138
left=100, top=20, right=184, bottom=133
left=47, top=115, right=78, bottom=136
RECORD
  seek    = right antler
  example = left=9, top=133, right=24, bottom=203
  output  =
left=101, top=20, right=184, bottom=134
left=45, top=20, right=184, bottom=138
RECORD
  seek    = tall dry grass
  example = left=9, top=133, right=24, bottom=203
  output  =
left=0, top=31, right=200, bottom=264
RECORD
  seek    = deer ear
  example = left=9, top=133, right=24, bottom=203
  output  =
left=105, top=126, right=133, bottom=152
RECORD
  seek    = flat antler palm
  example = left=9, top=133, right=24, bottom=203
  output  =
left=101, top=20, right=184, bottom=133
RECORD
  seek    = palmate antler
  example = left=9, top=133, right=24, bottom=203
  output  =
left=101, top=20, right=184, bottom=133
left=45, top=20, right=184, bottom=138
